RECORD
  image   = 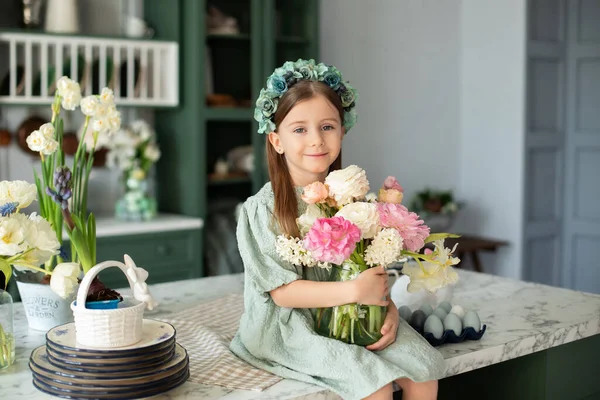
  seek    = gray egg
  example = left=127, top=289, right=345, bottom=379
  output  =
left=424, top=315, right=444, bottom=339
left=443, top=313, right=462, bottom=336
left=438, top=301, right=453, bottom=313
left=433, top=307, right=448, bottom=320
left=409, top=310, right=427, bottom=332
left=419, top=304, right=434, bottom=317
left=397, top=305, right=412, bottom=321
left=462, top=310, right=481, bottom=331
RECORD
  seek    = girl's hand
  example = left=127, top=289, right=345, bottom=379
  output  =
left=366, top=302, right=399, bottom=351
left=351, top=266, right=389, bottom=306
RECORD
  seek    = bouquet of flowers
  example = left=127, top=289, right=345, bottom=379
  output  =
left=275, top=165, right=460, bottom=345
left=22, top=76, right=123, bottom=302
left=106, top=120, right=161, bottom=221
left=0, top=180, right=80, bottom=297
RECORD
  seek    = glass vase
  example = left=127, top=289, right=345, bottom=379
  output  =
left=314, top=261, right=387, bottom=346
left=115, top=173, right=157, bottom=221
left=0, top=289, right=15, bottom=370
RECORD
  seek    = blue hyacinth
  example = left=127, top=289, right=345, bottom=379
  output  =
left=0, top=201, right=18, bottom=217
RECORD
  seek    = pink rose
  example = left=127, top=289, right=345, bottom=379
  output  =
left=303, top=216, right=361, bottom=265
left=301, top=182, right=329, bottom=204
left=377, top=203, right=430, bottom=252
left=378, top=188, right=404, bottom=204
left=383, top=176, right=404, bottom=192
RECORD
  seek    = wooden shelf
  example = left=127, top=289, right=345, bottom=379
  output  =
left=204, top=107, right=253, bottom=121
left=208, top=173, right=252, bottom=186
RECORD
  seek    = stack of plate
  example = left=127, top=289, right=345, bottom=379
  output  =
left=29, top=319, right=189, bottom=399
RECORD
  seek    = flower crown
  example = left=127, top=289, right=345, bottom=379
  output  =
left=254, top=59, right=358, bottom=134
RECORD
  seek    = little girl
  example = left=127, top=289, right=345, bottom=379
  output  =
left=230, top=60, right=445, bottom=400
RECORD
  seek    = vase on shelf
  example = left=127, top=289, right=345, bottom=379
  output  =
left=45, top=0, right=79, bottom=33
left=314, top=261, right=387, bottom=346
left=0, top=288, right=15, bottom=369
left=115, top=171, right=157, bottom=221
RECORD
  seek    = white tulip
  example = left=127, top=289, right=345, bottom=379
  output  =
left=0, top=215, right=26, bottom=256
left=0, top=180, right=37, bottom=209
left=50, top=262, right=80, bottom=299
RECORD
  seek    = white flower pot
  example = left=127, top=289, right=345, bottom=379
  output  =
left=16, top=281, right=75, bottom=331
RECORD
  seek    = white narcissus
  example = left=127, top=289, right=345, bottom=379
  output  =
left=50, top=262, right=81, bottom=299
left=335, top=202, right=379, bottom=239
left=144, top=143, right=161, bottom=162
left=325, top=165, right=370, bottom=206
left=0, top=180, right=37, bottom=209
left=56, top=76, right=82, bottom=110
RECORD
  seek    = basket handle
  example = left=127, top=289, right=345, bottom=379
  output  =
left=74, top=254, right=157, bottom=311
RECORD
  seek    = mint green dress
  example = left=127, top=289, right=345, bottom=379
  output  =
left=229, top=183, right=446, bottom=400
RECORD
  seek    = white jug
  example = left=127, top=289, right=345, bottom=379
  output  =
left=45, top=0, right=79, bottom=33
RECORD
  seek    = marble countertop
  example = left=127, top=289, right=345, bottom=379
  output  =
left=61, top=213, right=204, bottom=240
left=2, top=270, right=600, bottom=399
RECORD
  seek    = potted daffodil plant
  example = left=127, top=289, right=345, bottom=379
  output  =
left=1, top=77, right=124, bottom=330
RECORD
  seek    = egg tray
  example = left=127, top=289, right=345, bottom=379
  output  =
left=421, top=324, right=487, bottom=347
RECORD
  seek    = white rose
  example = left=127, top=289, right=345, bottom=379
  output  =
left=26, top=130, right=46, bottom=152
left=335, top=202, right=379, bottom=239
left=144, top=143, right=161, bottom=162
left=50, top=262, right=80, bottom=299
left=297, top=204, right=326, bottom=235
left=324, top=165, right=370, bottom=206
left=0, top=180, right=37, bottom=209
left=38, top=123, right=55, bottom=140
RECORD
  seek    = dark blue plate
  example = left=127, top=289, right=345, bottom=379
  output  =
left=422, top=325, right=487, bottom=346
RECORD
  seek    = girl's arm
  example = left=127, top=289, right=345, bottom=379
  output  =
left=270, top=266, right=389, bottom=309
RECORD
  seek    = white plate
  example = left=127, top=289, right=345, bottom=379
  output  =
left=46, top=319, right=176, bottom=353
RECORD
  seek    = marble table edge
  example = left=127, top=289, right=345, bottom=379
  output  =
left=443, top=317, right=600, bottom=376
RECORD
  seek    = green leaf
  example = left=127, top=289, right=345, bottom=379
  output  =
left=0, top=259, right=12, bottom=290
left=87, top=213, right=96, bottom=265
left=424, top=233, right=461, bottom=244
left=70, top=227, right=92, bottom=273
left=71, top=214, right=86, bottom=236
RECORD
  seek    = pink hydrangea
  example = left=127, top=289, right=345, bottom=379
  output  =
left=303, top=216, right=361, bottom=265
left=376, top=203, right=430, bottom=252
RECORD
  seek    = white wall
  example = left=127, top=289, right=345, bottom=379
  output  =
left=320, top=0, right=462, bottom=204
left=321, top=0, right=527, bottom=279
left=458, top=0, right=526, bottom=279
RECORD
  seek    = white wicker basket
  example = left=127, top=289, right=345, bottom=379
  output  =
left=70, top=258, right=148, bottom=348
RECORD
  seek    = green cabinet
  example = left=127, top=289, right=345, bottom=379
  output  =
left=6, top=228, right=202, bottom=301
left=144, top=0, right=320, bottom=275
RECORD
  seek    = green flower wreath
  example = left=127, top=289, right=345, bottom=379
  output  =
left=254, top=59, right=358, bottom=134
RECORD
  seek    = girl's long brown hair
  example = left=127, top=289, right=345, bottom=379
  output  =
left=267, top=80, right=344, bottom=238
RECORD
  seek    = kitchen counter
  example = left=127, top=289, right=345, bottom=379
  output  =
left=2, top=270, right=599, bottom=399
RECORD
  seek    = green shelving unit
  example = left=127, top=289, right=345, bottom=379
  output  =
left=145, top=0, right=319, bottom=276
